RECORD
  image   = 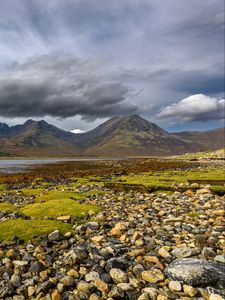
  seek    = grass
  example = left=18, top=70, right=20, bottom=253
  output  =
left=0, top=187, right=101, bottom=241
left=0, top=184, right=6, bottom=191
left=21, top=198, right=100, bottom=219
left=112, top=168, right=225, bottom=192
left=210, top=186, right=225, bottom=196
left=0, top=219, right=72, bottom=241
left=0, top=203, right=17, bottom=212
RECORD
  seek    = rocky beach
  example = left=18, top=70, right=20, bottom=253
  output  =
left=0, top=158, right=224, bottom=300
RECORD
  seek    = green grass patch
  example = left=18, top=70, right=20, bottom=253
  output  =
left=0, top=184, right=6, bottom=191
left=112, top=168, right=225, bottom=192
left=21, top=198, right=100, bottom=219
left=210, top=185, right=225, bottom=196
left=0, top=203, right=17, bottom=212
left=0, top=219, right=72, bottom=241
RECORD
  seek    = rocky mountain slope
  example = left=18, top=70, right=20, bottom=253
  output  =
left=0, top=115, right=224, bottom=156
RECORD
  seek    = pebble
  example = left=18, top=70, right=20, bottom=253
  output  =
left=0, top=184, right=224, bottom=299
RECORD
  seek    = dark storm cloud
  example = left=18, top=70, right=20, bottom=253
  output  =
left=0, top=0, right=224, bottom=130
left=0, top=55, right=139, bottom=120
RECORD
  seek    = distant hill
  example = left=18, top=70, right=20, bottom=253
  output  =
left=0, top=115, right=224, bottom=156
left=173, top=128, right=225, bottom=151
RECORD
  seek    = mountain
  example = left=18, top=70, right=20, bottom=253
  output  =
left=0, top=115, right=224, bottom=156
left=76, top=115, right=191, bottom=156
left=0, top=119, right=81, bottom=156
left=173, top=127, right=225, bottom=151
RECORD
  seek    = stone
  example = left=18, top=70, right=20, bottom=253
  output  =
left=109, top=286, right=125, bottom=299
left=158, top=247, right=171, bottom=258
left=89, top=294, right=101, bottom=300
left=91, top=236, right=104, bottom=243
left=171, top=247, right=200, bottom=258
left=183, top=285, right=197, bottom=297
left=10, top=274, right=21, bottom=288
left=60, top=276, right=76, bottom=287
left=57, top=215, right=71, bottom=221
left=51, top=289, right=62, bottom=300
left=77, top=281, right=94, bottom=293
left=142, top=287, right=158, bottom=300
left=142, top=269, right=165, bottom=283
left=110, top=222, right=126, bottom=236
left=138, top=293, right=150, bottom=300
left=117, top=283, right=133, bottom=291
left=109, top=268, right=128, bottom=284
left=94, top=279, right=109, bottom=293
left=209, top=294, right=225, bottom=300
left=214, top=255, right=225, bottom=264
left=168, top=280, right=182, bottom=292
left=85, top=271, right=100, bottom=282
left=165, top=258, right=225, bottom=288
left=12, top=296, right=25, bottom=300
left=48, top=230, right=62, bottom=241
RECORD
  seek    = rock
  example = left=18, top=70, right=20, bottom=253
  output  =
left=48, top=230, right=62, bottom=241
left=77, top=281, right=94, bottom=293
left=168, top=280, right=182, bottom=292
left=214, top=255, right=225, bottom=264
left=91, top=236, right=104, bottom=243
left=51, top=289, right=62, bottom=300
left=85, top=271, right=100, bottom=282
left=142, top=269, right=165, bottom=283
left=110, top=222, right=126, bottom=236
left=60, top=276, right=76, bottom=287
left=29, top=261, right=45, bottom=273
left=94, top=279, right=109, bottom=293
left=183, top=285, right=198, bottom=297
left=209, top=294, right=225, bottom=300
left=108, top=286, right=125, bottom=299
left=86, top=222, right=100, bottom=230
left=12, top=296, right=25, bottom=300
left=158, top=247, right=171, bottom=258
left=89, top=294, right=101, bottom=300
left=57, top=215, right=71, bottom=222
left=138, top=293, right=150, bottom=300
left=110, top=268, right=128, bottom=284
left=165, top=258, right=225, bottom=288
left=142, top=287, right=158, bottom=299
left=171, top=247, right=200, bottom=258
left=105, top=258, right=127, bottom=272
left=10, top=274, right=21, bottom=288
left=117, top=283, right=133, bottom=291
left=12, top=260, right=28, bottom=267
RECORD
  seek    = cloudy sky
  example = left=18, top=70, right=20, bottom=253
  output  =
left=0, top=0, right=224, bottom=132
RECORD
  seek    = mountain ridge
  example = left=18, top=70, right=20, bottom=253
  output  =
left=0, top=115, right=224, bottom=156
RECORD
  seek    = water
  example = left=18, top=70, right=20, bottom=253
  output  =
left=0, top=158, right=127, bottom=174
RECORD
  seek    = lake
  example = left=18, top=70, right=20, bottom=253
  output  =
left=0, top=158, right=128, bottom=174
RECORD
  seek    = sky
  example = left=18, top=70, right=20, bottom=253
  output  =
left=0, top=0, right=224, bottom=132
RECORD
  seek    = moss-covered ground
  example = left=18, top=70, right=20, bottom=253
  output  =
left=108, top=167, right=225, bottom=193
left=0, top=158, right=224, bottom=241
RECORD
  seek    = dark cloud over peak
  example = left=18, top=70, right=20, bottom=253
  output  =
left=0, top=55, right=139, bottom=120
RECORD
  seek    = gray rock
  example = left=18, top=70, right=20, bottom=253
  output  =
left=171, top=247, right=200, bottom=258
left=109, top=268, right=128, bottom=284
left=85, top=271, right=100, bottom=282
left=165, top=258, right=225, bottom=289
left=48, top=230, right=62, bottom=241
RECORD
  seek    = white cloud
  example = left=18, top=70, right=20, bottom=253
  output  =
left=71, top=129, right=85, bottom=134
left=157, top=94, right=225, bottom=122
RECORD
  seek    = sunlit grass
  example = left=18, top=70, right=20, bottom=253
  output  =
left=0, top=219, right=72, bottom=241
